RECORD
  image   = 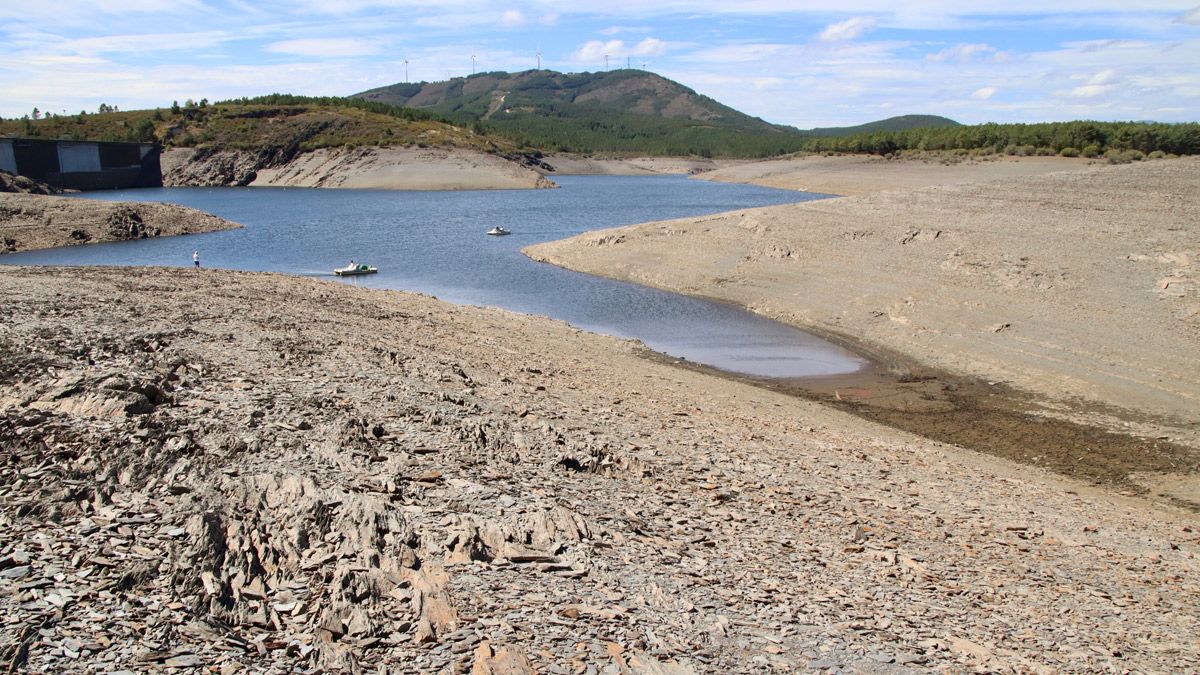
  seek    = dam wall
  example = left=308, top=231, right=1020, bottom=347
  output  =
left=0, top=138, right=162, bottom=190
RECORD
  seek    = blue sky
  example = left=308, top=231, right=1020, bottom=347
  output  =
left=2, top=1, right=1198, bottom=127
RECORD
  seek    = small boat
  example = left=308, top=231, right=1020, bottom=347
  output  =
left=486, top=227, right=511, bottom=236
left=335, top=264, right=378, bottom=276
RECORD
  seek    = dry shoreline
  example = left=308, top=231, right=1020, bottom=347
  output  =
left=162, top=146, right=555, bottom=191
left=1, top=266, right=1197, bottom=672
left=693, top=153, right=1093, bottom=196
left=525, top=156, right=1200, bottom=496
left=541, top=154, right=746, bottom=176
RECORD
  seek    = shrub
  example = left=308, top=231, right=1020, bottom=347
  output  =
left=1104, top=149, right=1144, bottom=164
left=1081, top=144, right=1101, bottom=158
left=1059, top=147, right=1080, bottom=157
left=1148, top=150, right=1166, bottom=159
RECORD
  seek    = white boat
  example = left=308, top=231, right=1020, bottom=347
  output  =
left=486, top=227, right=511, bottom=236
left=335, top=264, right=378, bottom=276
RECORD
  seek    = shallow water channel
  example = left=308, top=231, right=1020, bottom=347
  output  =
left=2, top=175, right=866, bottom=378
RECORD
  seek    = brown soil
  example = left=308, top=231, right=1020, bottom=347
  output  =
left=649, top=347, right=1198, bottom=503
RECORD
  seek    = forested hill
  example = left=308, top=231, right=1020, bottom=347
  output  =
left=801, top=115, right=960, bottom=137
left=357, top=70, right=784, bottom=132
left=355, top=70, right=807, bottom=157
left=353, top=71, right=980, bottom=157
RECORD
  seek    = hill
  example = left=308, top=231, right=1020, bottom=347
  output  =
left=801, top=114, right=960, bottom=137
left=356, top=70, right=807, bottom=157
left=355, top=71, right=972, bottom=158
left=0, top=96, right=553, bottom=190
left=0, top=96, right=517, bottom=157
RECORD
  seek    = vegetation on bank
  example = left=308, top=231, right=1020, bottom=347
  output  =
left=0, top=97, right=513, bottom=157
left=475, top=108, right=806, bottom=158
left=807, top=120, right=1200, bottom=158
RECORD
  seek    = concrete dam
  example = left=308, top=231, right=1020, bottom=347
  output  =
left=0, top=137, right=162, bottom=190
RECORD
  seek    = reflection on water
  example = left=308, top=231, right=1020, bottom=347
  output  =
left=0, top=176, right=865, bottom=378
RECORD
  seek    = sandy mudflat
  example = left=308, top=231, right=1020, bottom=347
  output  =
left=527, top=158, right=1200, bottom=455
left=0, top=193, right=242, bottom=253
left=542, top=154, right=745, bottom=176
left=696, top=154, right=1092, bottom=196
left=1, top=266, right=1197, bottom=672
left=162, top=146, right=556, bottom=190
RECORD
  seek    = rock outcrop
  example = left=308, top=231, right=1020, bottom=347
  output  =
left=0, top=171, right=61, bottom=195
left=0, top=193, right=242, bottom=253
left=162, top=146, right=557, bottom=191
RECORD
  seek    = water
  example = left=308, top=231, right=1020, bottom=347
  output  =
left=1, top=175, right=866, bottom=377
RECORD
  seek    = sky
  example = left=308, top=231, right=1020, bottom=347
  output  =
left=2, top=1, right=1199, bottom=128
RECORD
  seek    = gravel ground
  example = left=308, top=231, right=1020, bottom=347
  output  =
left=1, top=266, right=1197, bottom=673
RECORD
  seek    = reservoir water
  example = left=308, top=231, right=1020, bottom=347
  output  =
left=1, top=175, right=866, bottom=378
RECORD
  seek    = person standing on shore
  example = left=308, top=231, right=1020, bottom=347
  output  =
left=193, top=251, right=200, bottom=269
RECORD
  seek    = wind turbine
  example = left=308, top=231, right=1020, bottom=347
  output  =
left=404, top=60, right=409, bottom=83
left=604, top=54, right=609, bottom=71
left=536, top=50, right=542, bottom=69
left=471, top=54, right=477, bottom=74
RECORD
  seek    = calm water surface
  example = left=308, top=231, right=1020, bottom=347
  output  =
left=1, top=176, right=866, bottom=377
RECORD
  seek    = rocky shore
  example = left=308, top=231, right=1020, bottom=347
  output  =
left=162, top=146, right=555, bottom=191
left=1, top=266, right=1197, bottom=673
left=0, top=192, right=242, bottom=254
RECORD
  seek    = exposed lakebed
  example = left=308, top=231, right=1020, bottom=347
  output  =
left=1, top=175, right=865, bottom=378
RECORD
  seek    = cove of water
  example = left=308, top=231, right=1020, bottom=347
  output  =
left=1, top=175, right=866, bottom=378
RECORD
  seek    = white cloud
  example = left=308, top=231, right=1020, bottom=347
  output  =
left=752, top=77, right=785, bottom=89
left=573, top=37, right=667, bottom=62
left=972, top=86, right=998, bottom=100
left=22, top=31, right=236, bottom=57
left=926, top=43, right=996, bottom=63
left=266, top=39, right=380, bottom=58
left=1068, top=83, right=1118, bottom=98
left=818, top=16, right=877, bottom=42
left=1174, top=5, right=1200, bottom=24
left=679, top=43, right=788, bottom=63
left=574, top=40, right=625, bottom=62
left=499, top=10, right=525, bottom=28
left=600, top=25, right=652, bottom=36
left=632, top=38, right=668, bottom=57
